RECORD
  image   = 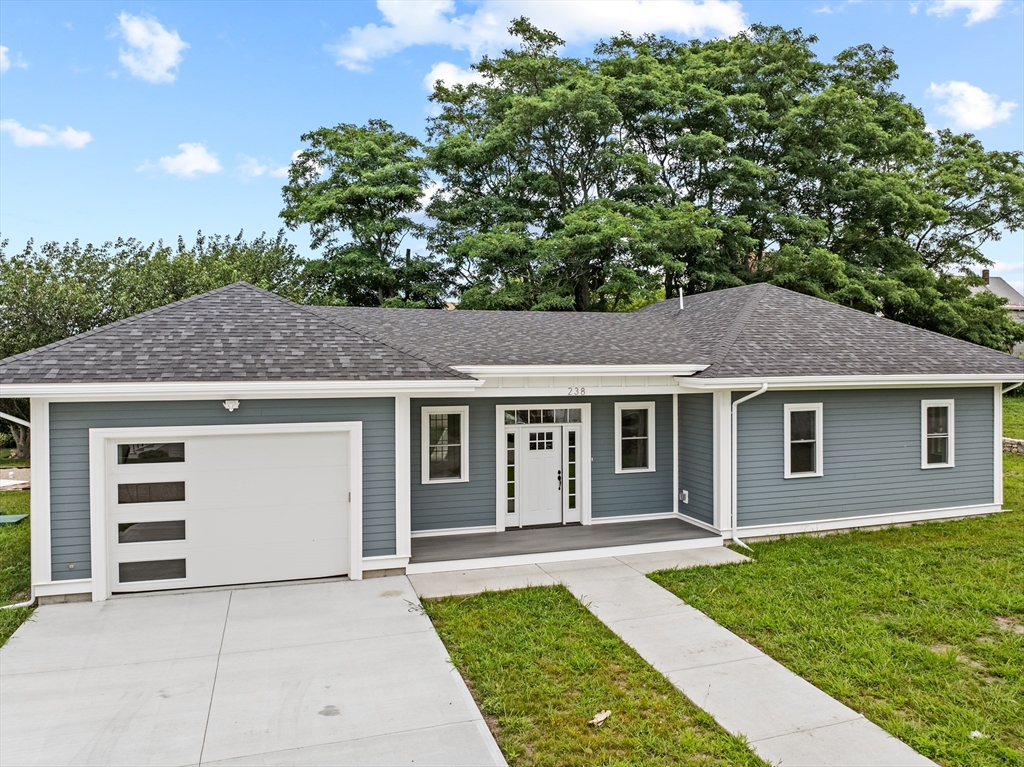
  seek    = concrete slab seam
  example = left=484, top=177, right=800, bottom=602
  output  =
left=198, top=590, right=233, bottom=766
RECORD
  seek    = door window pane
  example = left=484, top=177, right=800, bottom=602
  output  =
left=118, top=521, right=186, bottom=543
left=119, top=559, right=186, bottom=583
left=118, top=443, right=184, bottom=464
left=118, top=482, right=185, bottom=504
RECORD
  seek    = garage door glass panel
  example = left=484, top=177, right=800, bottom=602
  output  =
left=118, top=520, right=186, bottom=543
left=119, top=559, right=186, bottom=582
left=118, top=443, right=185, bottom=464
left=118, top=481, right=186, bottom=504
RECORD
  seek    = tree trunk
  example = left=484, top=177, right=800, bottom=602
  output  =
left=10, top=423, right=29, bottom=460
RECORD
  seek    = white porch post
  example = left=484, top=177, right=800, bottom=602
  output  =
left=29, top=399, right=51, bottom=598
left=672, top=393, right=679, bottom=516
left=395, top=395, right=412, bottom=560
left=712, top=390, right=733, bottom=534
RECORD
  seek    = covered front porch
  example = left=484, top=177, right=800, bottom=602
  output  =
left=406, top=517, right=722, bottom=574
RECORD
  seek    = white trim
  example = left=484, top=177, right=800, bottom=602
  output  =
left=421, top=405, right=470, bottom=484
left=672, top=393, right=679, bottom=516
left=712, top=391, right=732, bottom=532
left=495, top=407, right=507, bottom=533
left=921, top=399, right=955, bottom=469
left=783, top=402, right=824, bottom=479
left=590, top=511, right=677, bottom=524
left=29, top=399, right=51, bottom=600
left=614, top=401, right=656, bottom=473
left=87, top=421, right=364, bottom=601
left=394, top=395, right=411, bottom=559
left=995, top=385, right=1003, bottom=506
left=676, top=512, right=721, bottom=534
left=31, top=579, right=92, bottom=597
left=677, top=374, right=1021, bottom=391
left=361, top=554, right=410, bottom=571
left=735, top=503, right=1003, bottom=539
left=411, top=525, right=498, bottom=538
left=0, top=411, right=31, bottom=428
left=405, top=535, right=724, bottom=574
left=1, top=379, right=484, bottom=401
left=454, top=364, right=707, bottom=377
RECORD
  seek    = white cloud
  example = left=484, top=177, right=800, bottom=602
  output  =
left=925, top=0, right=1005, bottom=25
left=116, top=12, right=189, bottom=83
left=329, top=0, right=746, bottom=72
left=422, top=61, right=487, bottom=91
left=0, top=45, right=28, bottom=74
left=927, top=81, right=1016, bottom=131
left=140, top=142, right=222, bottom=177
left=237, top=155, right=269, bottom=180
left=0, top=119, right=92, bottom=148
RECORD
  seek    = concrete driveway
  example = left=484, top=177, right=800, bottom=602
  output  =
left=0, top=578, right=505, bottom=767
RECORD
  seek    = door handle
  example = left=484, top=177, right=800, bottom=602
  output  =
left=557, top=469, right=562, bottom=491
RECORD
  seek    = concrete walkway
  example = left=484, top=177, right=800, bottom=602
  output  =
left=1, top=577, right=505, bottom=767
left=411, top=549, right=936, bottom=767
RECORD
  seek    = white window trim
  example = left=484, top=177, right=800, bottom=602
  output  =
left=921, top=399, right=955, bottom=469
left=421, top=405, right=470, bottom=484
left=783, top=403, right=824, bottom=479
left=614, top=401, right=656, bottom=474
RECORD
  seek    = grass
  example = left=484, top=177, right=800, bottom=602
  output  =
left=1004, top=396, right=1024, bottom=440
left=424, top=586, right=764, bottom=767
left=0, top=455, right=30, bottom=469
left=0, top=489, right=33, bottom=646
left=651, top=453, right=1024, bottom=767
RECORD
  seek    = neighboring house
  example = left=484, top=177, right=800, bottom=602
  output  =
left=971, top=269, right=1024, bottom=355
left=1, top=282, right=1021, bottom=603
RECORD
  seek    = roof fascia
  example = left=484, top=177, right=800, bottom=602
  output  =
left=676, top=374, right=1024, bottom=391
left=453, top=364, right=709, bottom=377
left=0, top=379, right=484, bottom=402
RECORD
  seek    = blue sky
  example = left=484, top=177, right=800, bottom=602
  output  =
left=1, top=0, right=1022, bottom=290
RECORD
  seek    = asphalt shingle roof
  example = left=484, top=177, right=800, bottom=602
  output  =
left=2, top=281, right=1021, bottom=386
left=0, top=283, right=464, bottom=384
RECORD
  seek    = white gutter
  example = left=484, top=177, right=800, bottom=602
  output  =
left=0, top=412, right=31, bottom=429
left=731, top=384, right=769, bottom=551
left=1003, top=382, right=1023, bottom=395
left=677, top=374, right=1022, bottom=390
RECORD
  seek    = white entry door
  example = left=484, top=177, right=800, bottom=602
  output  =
left=521, top=428, right=563, bottom=526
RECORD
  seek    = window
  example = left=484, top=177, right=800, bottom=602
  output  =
left=118, top=521, right=186, bottom=544
left=119, top=559, right=186, bottom=583
left=117, top=443, right=185, bottom=464
left=422, top=406, right=469, bottom=483
left=506, top=432, right=516, bottom=514
left=117, top=481, right=186, bottom=504
left=784, top=403, right=823, bottom=478
left=922, top=400, right=954, bottom=468
left=615, top=402, right=655, bottom=473
left=504, top=408, right=581, bottom=424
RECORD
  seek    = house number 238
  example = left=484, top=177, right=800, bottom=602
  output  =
left=567, top=387, right=586, bottom=395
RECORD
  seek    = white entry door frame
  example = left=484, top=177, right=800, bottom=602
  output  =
left=494, top=403, right=591, bottom=532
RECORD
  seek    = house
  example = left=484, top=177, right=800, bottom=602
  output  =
left=1, top=282, right=1021, bottom=603
left=971, top=268, right=1024, bottom=354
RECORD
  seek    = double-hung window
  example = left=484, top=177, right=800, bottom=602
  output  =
left=921, top=400, right=954, bottom=468
left=422, top=406, right=469, bottom=483
left=784, top=403, right=823, bottom=478
left=615, top=402, right=655, bottom=473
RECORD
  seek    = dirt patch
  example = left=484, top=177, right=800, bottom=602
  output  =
left=994, top=616, right=1024, bottom=635
left=930, top=643, right=956, bottom=655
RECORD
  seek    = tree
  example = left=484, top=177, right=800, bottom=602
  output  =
left=280, top=120, right=451, bottom=307
left=0, top=231, right=310, bottom=456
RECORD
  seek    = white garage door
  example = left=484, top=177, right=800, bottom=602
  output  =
left=104, top=428, right=351, bottom=593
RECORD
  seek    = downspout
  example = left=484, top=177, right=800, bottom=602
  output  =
left=730, top=383, right=768, bottom=551
left=0, top=413, right=34, bottom=610
left=1003, top=383, right=1023, bottom=395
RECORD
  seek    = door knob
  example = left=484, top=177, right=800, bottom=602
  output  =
left=557, top=469, right=562, bottom=490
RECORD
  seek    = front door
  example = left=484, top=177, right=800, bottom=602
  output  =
left=521, top=428, right=563, bottom=526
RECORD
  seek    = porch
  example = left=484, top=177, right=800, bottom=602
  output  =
left=406, top=517, right=722, bottom=574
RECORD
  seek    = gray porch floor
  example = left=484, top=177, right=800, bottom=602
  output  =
left=410, top=518, right=717, bottom=564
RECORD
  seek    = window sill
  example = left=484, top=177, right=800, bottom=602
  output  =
left=921, top=463, right=954, bottom=470
left=421, top=477, right=470, bottom=485
left=783, top=471, right=823, bottom=480
left=614, top=467, right=656, bottom=475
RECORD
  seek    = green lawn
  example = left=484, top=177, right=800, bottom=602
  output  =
left=1005, top=396, right=1024, bottom=440
left=0, top=455, right=30, bottom=469
left=424, top=586, right=764, bottom=767
left=651, top=453, right=1024, bottom=767
left=0, top=489, right=33, bottom=646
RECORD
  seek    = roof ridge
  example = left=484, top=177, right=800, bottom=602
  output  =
left=0, top=282, right=250, bottom=366
left=709, top=282, right=772, bottom=366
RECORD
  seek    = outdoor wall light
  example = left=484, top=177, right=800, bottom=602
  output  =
left=222, top=400, right=240, bottom=412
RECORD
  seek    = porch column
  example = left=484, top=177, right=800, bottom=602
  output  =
left=29, top=398, right=51, bottom=597
left=395, top=395, right=412, bottom=560
left=712, top=390, right=733, bottom=534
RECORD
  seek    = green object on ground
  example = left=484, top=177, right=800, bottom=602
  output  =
left=423, top=585, right=764, bottom=767
left=651, top=453, right=1024, bottom=767
left=0, top=515, right=27, bottom=525
left=0, top=489, right=33, bottom=645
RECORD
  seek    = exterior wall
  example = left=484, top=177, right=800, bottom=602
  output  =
left=735, top=387, right=995, bottom=528
left=48, top=398, right=396, bottom=580
left=410, top=395, right=674, bottom=532
left=678, top=393, right=714, bottom=525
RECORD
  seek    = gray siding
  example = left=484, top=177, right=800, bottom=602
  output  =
left=678, top=393, right=714, bottom=525
left=48, top=398, right=396, bottom=580
left=735, top=387, right=995, bottom=528
left=410, top=395, right=674, bottom=532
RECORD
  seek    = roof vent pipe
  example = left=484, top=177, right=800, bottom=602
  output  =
left=983, top=268, right=990, bottom=285
left=678, top=291, right=684, bottom=311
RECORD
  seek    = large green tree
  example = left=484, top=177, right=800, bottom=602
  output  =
left=280, top=120, right=451, bottom=307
